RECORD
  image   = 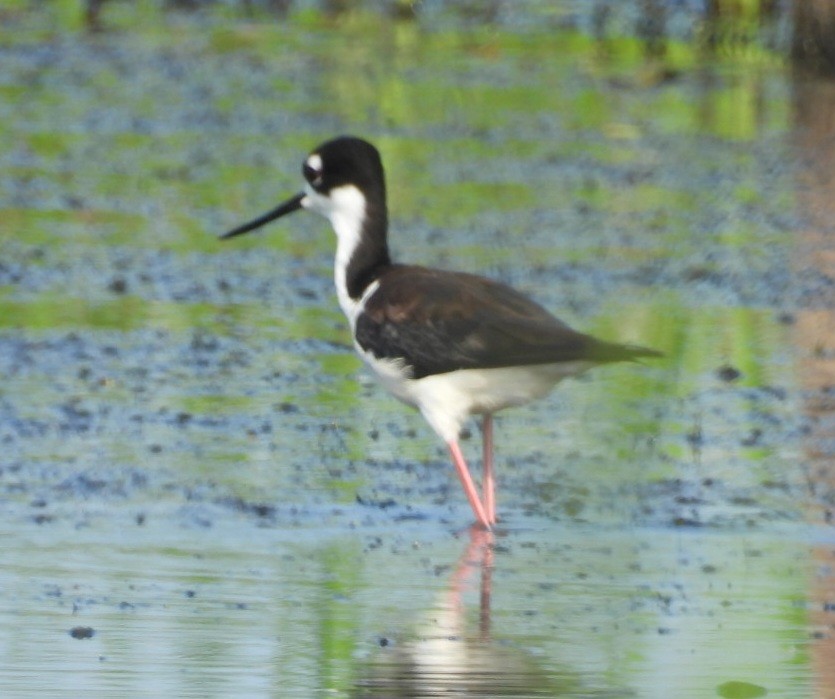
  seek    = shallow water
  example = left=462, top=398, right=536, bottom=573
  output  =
left=1, top=2, right=834, bottom=697
left=0, top=514, right=827, bottom=698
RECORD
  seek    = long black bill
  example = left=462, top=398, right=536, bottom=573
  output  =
left=220, top=192, right=305, bottom=240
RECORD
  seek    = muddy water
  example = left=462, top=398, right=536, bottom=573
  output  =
left=1, top=3, right=834, bottom=698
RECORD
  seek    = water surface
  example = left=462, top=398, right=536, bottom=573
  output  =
left=1, top=2, right=833, bottom=697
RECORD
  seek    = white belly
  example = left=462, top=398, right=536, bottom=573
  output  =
left=357, top=344, right=590, bottom=443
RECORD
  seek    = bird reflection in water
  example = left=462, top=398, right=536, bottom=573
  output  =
left=354, top=527, right=581, bottom=698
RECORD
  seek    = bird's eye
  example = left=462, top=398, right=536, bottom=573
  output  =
left=303, top=161, right=323, bottom=188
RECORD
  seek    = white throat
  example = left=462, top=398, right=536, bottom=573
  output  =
left=301, top=183, right=369, bottom=324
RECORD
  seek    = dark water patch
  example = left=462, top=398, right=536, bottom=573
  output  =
left=68, top=626, right=95, bottom=640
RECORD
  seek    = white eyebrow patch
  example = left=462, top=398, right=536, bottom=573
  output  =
left=306, top=153, right=323, bottom=173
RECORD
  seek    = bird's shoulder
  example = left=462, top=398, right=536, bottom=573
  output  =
left=362, top=264, right=567, bottom=328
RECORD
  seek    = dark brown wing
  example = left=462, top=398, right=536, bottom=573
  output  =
left=354, top=265, right=658, bottom=379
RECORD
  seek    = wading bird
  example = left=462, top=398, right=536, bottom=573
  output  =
left=221, top=136, right=660, bottom=529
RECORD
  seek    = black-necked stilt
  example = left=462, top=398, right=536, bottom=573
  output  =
left=221, top=136, right=661, bottom=529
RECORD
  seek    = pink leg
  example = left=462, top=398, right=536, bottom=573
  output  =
left=482, top=414, right=496, bottom=524
left=448, top=441, right=491, bottom=529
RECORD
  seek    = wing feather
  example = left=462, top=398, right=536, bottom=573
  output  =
left=354, top=266, right=658, bottom=379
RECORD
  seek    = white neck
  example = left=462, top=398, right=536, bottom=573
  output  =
left=302, top=184, right=369, bottom=324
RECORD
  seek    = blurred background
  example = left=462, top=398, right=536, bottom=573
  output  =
left=1, top=1, right=834, bottom=697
